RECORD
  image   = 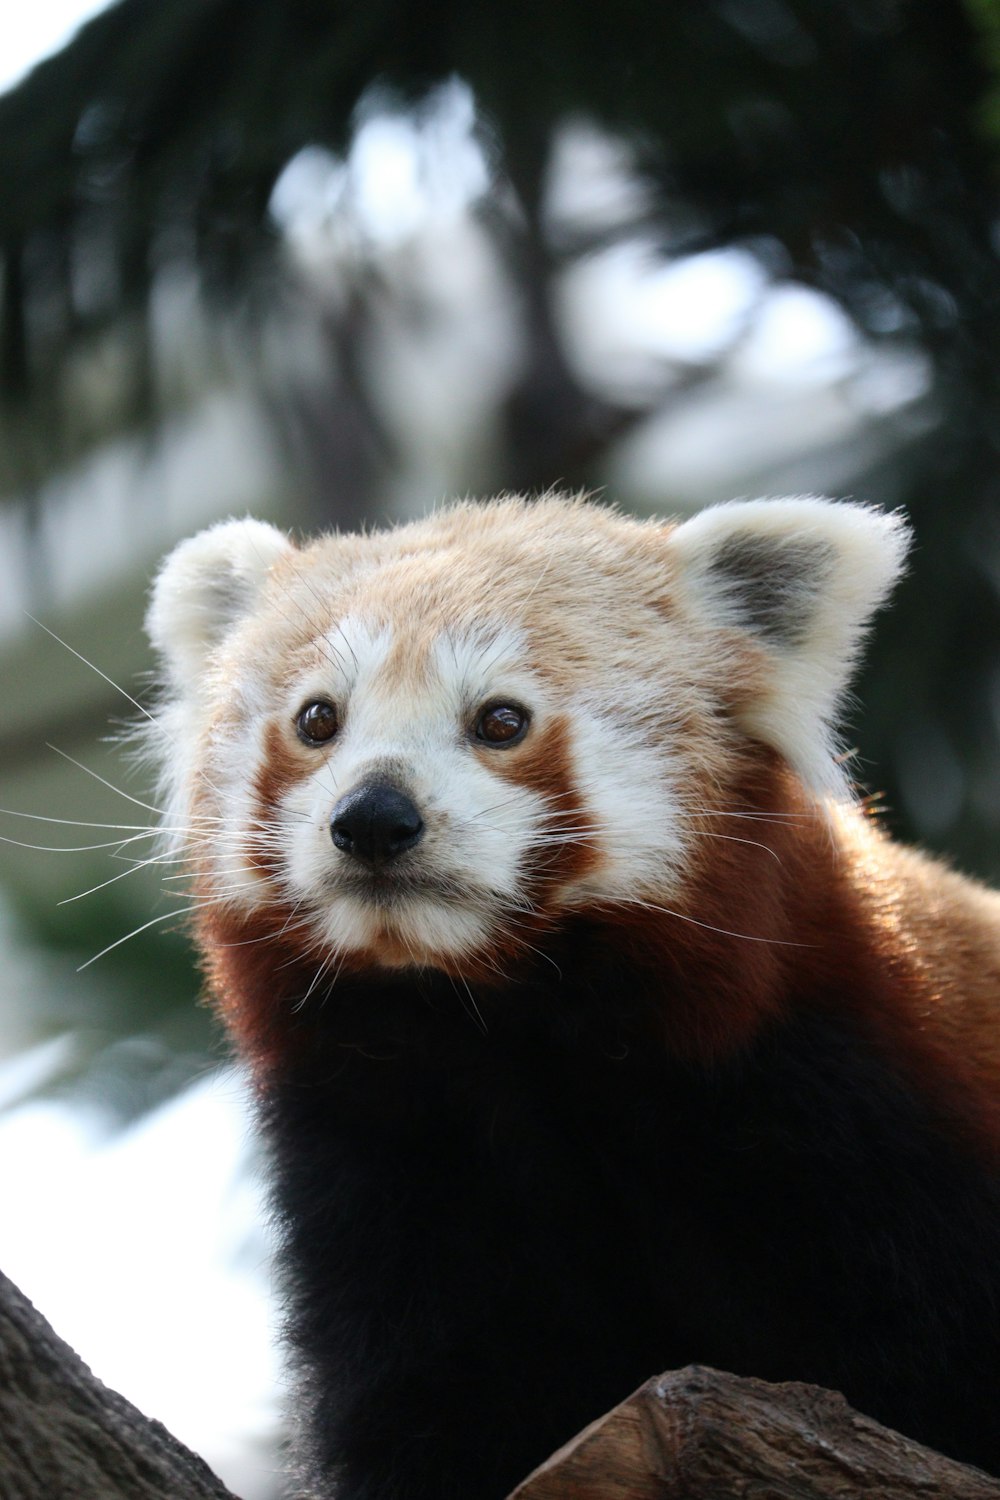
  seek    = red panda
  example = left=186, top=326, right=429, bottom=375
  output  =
left=146, top=494, right=1000, bottom=1499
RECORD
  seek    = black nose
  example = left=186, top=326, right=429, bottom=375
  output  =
left=330, top=780, right=425, bottom=867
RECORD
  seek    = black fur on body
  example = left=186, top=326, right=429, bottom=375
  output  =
left=261, top=922, right=1000, bottom=1500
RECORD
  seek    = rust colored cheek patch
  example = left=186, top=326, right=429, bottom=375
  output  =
left=483, top=714, right=603, bottom=898
left=247, top=719, right=321, bottom=882
left=255, top=719, right=318, bottom=812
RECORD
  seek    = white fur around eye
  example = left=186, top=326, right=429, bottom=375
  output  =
left=318, top=616, right=394, bottom=697
left=431, top=625, right=530, bottom=703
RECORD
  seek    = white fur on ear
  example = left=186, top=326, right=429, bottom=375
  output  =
left=668, top=497, right=910, bottom=796
left=146, top=517, right=293, bottom=692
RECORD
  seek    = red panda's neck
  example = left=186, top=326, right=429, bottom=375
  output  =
left=194, top=753, right=1000, bottom=1163
left=192, top=753, right=815, bottom=1071
left=598, top=749, right=1000, bottom=1160
left=586, top=751, right=842, bottom=1063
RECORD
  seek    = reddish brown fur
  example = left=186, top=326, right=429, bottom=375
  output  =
left=830, top=819, right=1000, bottom=1162
left=588, top=749, right=803, bottom=1062
left=483, top=714, right=603, bottom=894
left=573, top=746, right=1000, bottom=1163
left=199, top=729, right=1000, bottom=1163
left=196, top=905, right=302, bottom=1078
left=250, top=719, right=319, bottom=885
left=197, top=718, right=597, bottom=1057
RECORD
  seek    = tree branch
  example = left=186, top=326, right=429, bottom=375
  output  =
left=509, top=1365, right=1000, bottom=1500
left=0, top=1267, right=239, bottom=1500
left=7, top=1261, right=1000, bottom=1500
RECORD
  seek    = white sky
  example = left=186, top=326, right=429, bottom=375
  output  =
left=1, top=0, right=111, bottom=95
left=0, top=1058, right=282, bottom=1497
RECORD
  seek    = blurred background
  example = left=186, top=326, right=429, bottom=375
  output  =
left=1, top=0, right=999, bottom=1493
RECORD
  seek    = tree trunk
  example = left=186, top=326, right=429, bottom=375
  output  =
left=0, top=1267, right=239, bottom=1500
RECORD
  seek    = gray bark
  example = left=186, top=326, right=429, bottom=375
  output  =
left=0, top=1267, right=239, bottom=1500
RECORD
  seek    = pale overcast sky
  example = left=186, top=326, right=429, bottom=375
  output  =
left=2, top=0, right=111, bottom=95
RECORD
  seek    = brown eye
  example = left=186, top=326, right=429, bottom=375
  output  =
left=296, top=700, right=339, bottom=745
left=475, top=703, right=530, bottom=747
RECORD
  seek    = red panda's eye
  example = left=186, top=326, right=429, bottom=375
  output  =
left=296, top=701, right=340, bottom=745
left=475, top=703, right=530, bottom=747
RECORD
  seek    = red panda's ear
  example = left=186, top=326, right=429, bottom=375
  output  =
left=667, top=497, right=910, bottom=796
left=146, top=518, right=293, bottom=694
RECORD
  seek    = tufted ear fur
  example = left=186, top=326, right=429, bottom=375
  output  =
left=146, top=518, right=293, bottom=694
left=667, top=497, right=910, bottom=796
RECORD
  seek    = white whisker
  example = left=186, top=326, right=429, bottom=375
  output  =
left=616, top=896, right=811, bottom=947
left=452, top=974, right=488, bottom=1034
left=0, top=807, right=158, bottom=832
left=696, top=832, right=782, bottom=864
left=684, top=808, right=811, bottom=824
left=60, top=854, right=181, bottom=904
left=78, top=907, right=197, bottom=970
left=45, top=744, right=167, bottom=816
left=220, top=916, right=317, bottom=952
left=0, top=829, right=159, bottom=854
left=26, top=614, right=162, bottom=730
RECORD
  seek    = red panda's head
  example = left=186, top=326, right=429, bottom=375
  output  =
left=146, top=495, right=907, bottom=981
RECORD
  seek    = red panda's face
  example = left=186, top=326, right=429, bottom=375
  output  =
left=263, top=617, right=589, bottom=969
left=173, top=565, right=697, bottom=974
left=146, top=496, right=908, bottom=978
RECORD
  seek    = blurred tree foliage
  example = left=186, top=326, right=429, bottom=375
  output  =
left=1, top=0, right=999, bottom=871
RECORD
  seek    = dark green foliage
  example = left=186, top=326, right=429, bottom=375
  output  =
left=1, top=0, right=999, bottom=867
left=1, top=1, right=995, bottom=391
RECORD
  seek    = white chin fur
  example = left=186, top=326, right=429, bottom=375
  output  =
left=319, top=892, right=489, bottom=967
